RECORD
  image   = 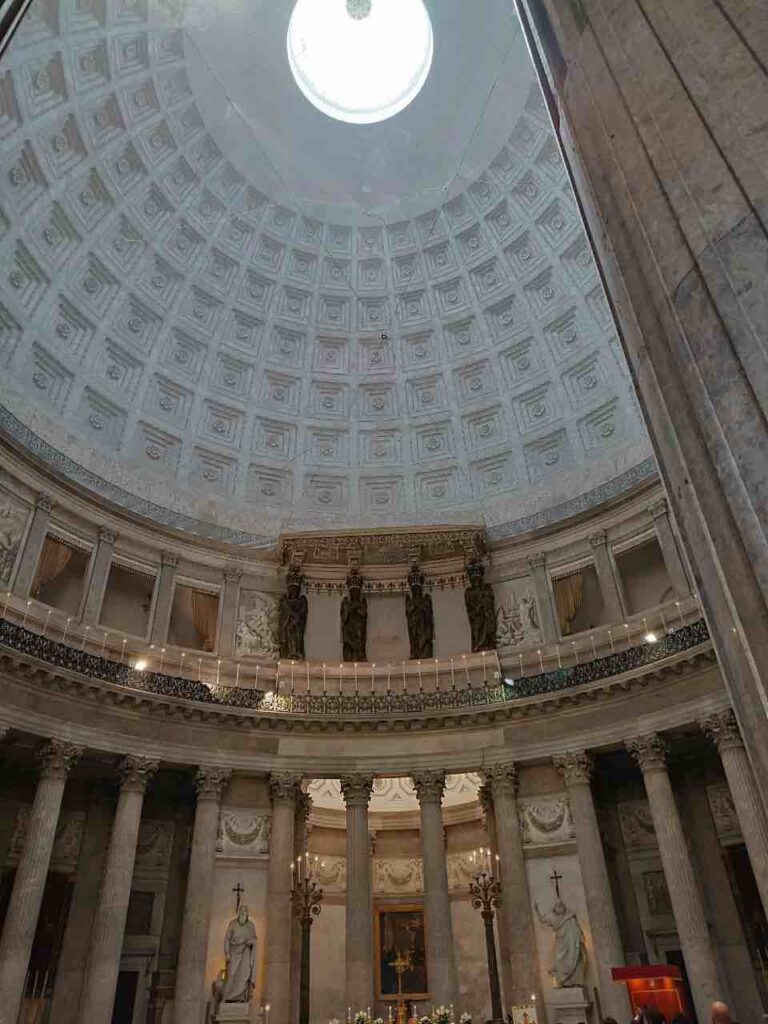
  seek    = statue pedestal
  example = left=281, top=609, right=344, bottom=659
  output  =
left=214, top=1001, right=252, bottom=1024
left=547, top=986, right=591, bottom=1024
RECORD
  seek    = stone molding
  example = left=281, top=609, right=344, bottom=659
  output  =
left=38, top=739, right=83, bottom=780
left=700, top=708, right=743, bottom=751
left=98, top=527, right=117, bottom=545
left=553, top=751, right=593, bottom=786
left=35, top=493, right=54, bottom=513
left=528, top=553, right=546, bottom=569
left=224, top=568, right=243, bottom=583
left=161, top=552, right=179, bottom=568
left=648, top=498, right=669, bottom=519
left=412, top=769, right=446, bottom=804
left=340, top=774, right=374, bottom=807
left=269, top=771, right=303, bottom=804
left=589, top=530, right=607, bottom=548
left=626, top=733, right=669, bottom=771
left=118, top=754, right=159, bottom=793
left=485, top=763, right=518, bottom=797
left=194, top=765, right=232, bottom=801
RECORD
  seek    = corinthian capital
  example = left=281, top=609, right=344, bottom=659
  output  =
left=38, top=739, right=83, bottom=780
left=589, top=530, right=607, bottom=549
left=648, top=498, right=668, bottom=519
left=98, top=527, right=117, bottom=545
left=528, top=553, right=546, bottom=570
left=485, top=763, right=518, bottom=798
left=35, top=493, right=54, bottom=513
left=295, top=790, right=313, bottom=828
left=626, top=733, right=668, bottom=772
left=118, top=755, right=159, bottom=793
left=412, top=770, right=446, bottom=805
left=269, top=771, right=303, bottom=804
left=195, top=765, right=232, bottom=801
left=700, top=708, right=743, bottom=752
left=553, top=751, right=593, bottom=786
left=340, top=774, right=374, bottom=807
left=477, top=782, right=494, bottom=817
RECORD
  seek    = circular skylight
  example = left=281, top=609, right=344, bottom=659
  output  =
left=287, top=0, right=434, bottom=125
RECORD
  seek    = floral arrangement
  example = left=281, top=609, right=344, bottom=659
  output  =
left=419, top=1016, right=432, bottom=1024
left=459, top=1014, right=473, bottom=1024
left=353, top=1013, right=370, bottom=1024
left=433, top=1007, right=451, bottom=1024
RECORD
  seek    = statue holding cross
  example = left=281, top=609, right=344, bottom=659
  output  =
left=220, top=884, right=257, bottom=1005
left=534, top=869, right=585, bottom=988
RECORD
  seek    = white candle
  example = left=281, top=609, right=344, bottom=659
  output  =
left=42, top=608, right=52, bottom=638
left=322, top=663, right=327, bottom=695
left=235, top=663, right=241, bottom=686
left=450, top=657, right=455, bottom=688
left=371, top=663, right=375, bottom=694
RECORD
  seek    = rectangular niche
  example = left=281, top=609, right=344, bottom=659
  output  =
left=99, top=563, right=156, bottom=638
left=552, top=564, right=607, bottom=637
left=614, top=538, right=674, bottom=616
left=168, top=582, right=219, bottom=652
left=32, top=535, right=90, bottom=616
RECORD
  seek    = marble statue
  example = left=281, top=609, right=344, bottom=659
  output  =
left=222, top=904, right=257, bottom=1002
left=405, top=564, right=434, bottom=659
left=534, top=898, right=585, bottom=987
left=278, top=570, right=308, bottom=660
left=341, top=571, right=367, bottom=662
left=464, top=559, right=497, bottom=651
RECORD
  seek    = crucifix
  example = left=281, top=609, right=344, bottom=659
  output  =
left=232, top=881, right=245, bottom=911
left=549, top=868, right=563, bottom=899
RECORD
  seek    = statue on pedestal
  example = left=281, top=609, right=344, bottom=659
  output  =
left=464, top=559, right=497, bottom=651
left=222, top=903, right=257, bottom=1003
left=534, top=896, right=585, bottom=988
left=405, top=564, right=434, bottom=660
left=341, top=570, right=367, bottom=662
left=278, top=568, right=308, bottom=660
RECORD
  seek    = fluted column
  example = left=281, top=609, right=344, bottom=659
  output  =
left=485, top=764, right=541, bottom=1008
left=412, top=771, right=458, bottom=1008
left=477, top=784, right=514, bottom=1006
left=78, top=755, right=158, bottom=1024
left=626, top=735, right=723, bottom=1021
left=218, top=568, right=242, bottom=656
left=80, top=527, right=116, bottom=625
left=0, top=739, right=82, bottom=1024
left=701, top=709, right=768, bottom=917
left=12, top=493, right=53, bottom=598
left=648, top=498, right=690, bottom=599
left=289, top=789, right=313, bottom=1024
left=265, top=773, right=301, bottom=1024
left=150, top=553, right=178, bottom=643
left=553, top=752, right=630, bottom=1021
left=527, top=554, right=558, bottom=642
left=173, top=765, right=232, bottom=1024
left=341, top=774, right=374, bottom=1011
left=589, top=531, right=624, bottom=622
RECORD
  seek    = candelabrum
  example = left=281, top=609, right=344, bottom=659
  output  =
left=291, top=854, right=324, bottom=1024
left=469, top=849, right=504, bottom=1024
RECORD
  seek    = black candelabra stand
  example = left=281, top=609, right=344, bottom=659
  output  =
left=291, top=854, right=324, bottom=1024
left=469, top=849, right=504, bottom=1024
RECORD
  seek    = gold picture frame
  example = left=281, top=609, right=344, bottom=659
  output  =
left=374, top=904, right=429, bottom=1001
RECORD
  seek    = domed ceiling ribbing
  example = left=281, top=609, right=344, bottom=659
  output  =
left=0, top=0, right=653, bottom=545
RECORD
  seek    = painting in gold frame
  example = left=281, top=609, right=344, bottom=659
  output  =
left=375, top=904, right=429, bottom=1000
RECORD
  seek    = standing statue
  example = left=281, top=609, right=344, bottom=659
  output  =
left=222, top=903, right=257, bottom=1003
left=405, top=564, right=434, bottom=659
left=341, top=571, right=367, bottom=662
left=534, top=897, right=586, bottom=988
left=464, top=559, right=497, bottom=651
left=278, top=569, right=308, bottom=660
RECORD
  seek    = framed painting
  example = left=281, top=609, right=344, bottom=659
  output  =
left=375, top=904, right=429, bottom=1001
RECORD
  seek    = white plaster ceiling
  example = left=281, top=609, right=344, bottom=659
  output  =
left=0, top=0, right=654, bottom=544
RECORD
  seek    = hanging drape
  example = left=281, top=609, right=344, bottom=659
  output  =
left=32, top=537, right=73, bottom=596
left=191, top=589, right=219, bottom=652
left=553, top=571, right=584, bottom=636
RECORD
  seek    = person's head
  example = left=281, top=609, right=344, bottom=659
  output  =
left=711, top=1003, right=731, bottom=1024
left=641, top=1008, right=666, bottom=1024
left=238, top=903, right=249, bottom=923
left=553, top=899, right=566, bottom=915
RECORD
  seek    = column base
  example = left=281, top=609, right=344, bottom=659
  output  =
left=545, top=986, right=591, bottom=1024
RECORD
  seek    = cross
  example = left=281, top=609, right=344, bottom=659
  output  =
left=549, top=868, right=563, bottom=898
left=232, top=882, right=245, bottom=911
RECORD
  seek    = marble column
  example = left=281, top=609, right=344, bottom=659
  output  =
left=648, top=499, right=690, bottom=599
left=529, top=0, right=768, bottom=808
left=0, top=739, right=82, bottom=1024
left=341, top=774, right=374, bottom=1011
left=150, top=552, right=178, bottom=644
left=49, top=791, right=113, bottom=1024
left=477, top=784, right=515, bottom=1007
left=626, top=735, right=723, bottom=1021
left=589, top=531, right=624, bottom=622
left=78, top=755, right=158, bottom=1024
left=80, top=527, right=116, bottom=625
left=701, top=708, right=768, bottom=917
left=173, top=765, right=232, bottom=1024
left=553, top=752, right=630, bottom=1021
left=289, top=790, right=313, bottom=1024
left=12, top=493, right=53, bottom=598
left=527, top=553, right=558, bottom=643
left=485, top=764, right=542, bottom=1008
left=265, top=772, right=301, bottom=1024
left=412, top=771, right=459, bottom=1008
left=218, top=568, right=242, bottom=656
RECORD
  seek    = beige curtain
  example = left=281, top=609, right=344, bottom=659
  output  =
left=32, top=537, right=73, bottom=597
left=191, top=590, right=219, bottom=652
left=553, top=571, right=584, bottom=636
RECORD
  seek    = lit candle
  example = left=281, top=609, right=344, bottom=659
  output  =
left=100, top=631, right=108, bottom=658
left=216, top=659, right=221, bottom=685
left=402, top=662, right=407, bottom=693
left=481, top=650, right=487, bottom=682
left=81, top=624, right=90, bottom=651
left=386, top=663, right=391, bottom=694
left=591, top=634, right=597, bottom=659
left=121, top=638, right=127, bottom=664
left=322, top=663, right=327, bottom=695
left=353, top=662, right=358, bottom=693
left=160, top=647, right=165, bottom=672
left=608, top=628, right=614, bottom=653
left=572, top=641, right=578, bottom=666
left=537, top=648, right=544, bottom=673
left=306, top=660, right=310, bottom=692
left=450, top=657, right=456, bottom=688
left=518, top=652, right=523, bottom=678
left=197, top=657, right=202, bottom=681
left=417, top=660, right=423, bottom=691
left=255, top=664, right=260, bottom=688
left=63, top=617, right=71, bottom=645
left=434, top=658, right=439, bottom=691
left=555, top=644, right=561, bottom=668
left=462, top=654, right=470, bottom=686
left=1, top=590, right=9, bottom=618
left=290, top=660, right=295, bottom=693
left=339, top=664, right=343, bottom=695
left=371, top=663, right=376, bottom=694
left=235, top=663, right=241, bottom=686
left=42, top=608, right=52, bottom=638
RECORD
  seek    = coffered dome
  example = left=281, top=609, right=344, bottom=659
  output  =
left=0, top=0, right=653, bottom=544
